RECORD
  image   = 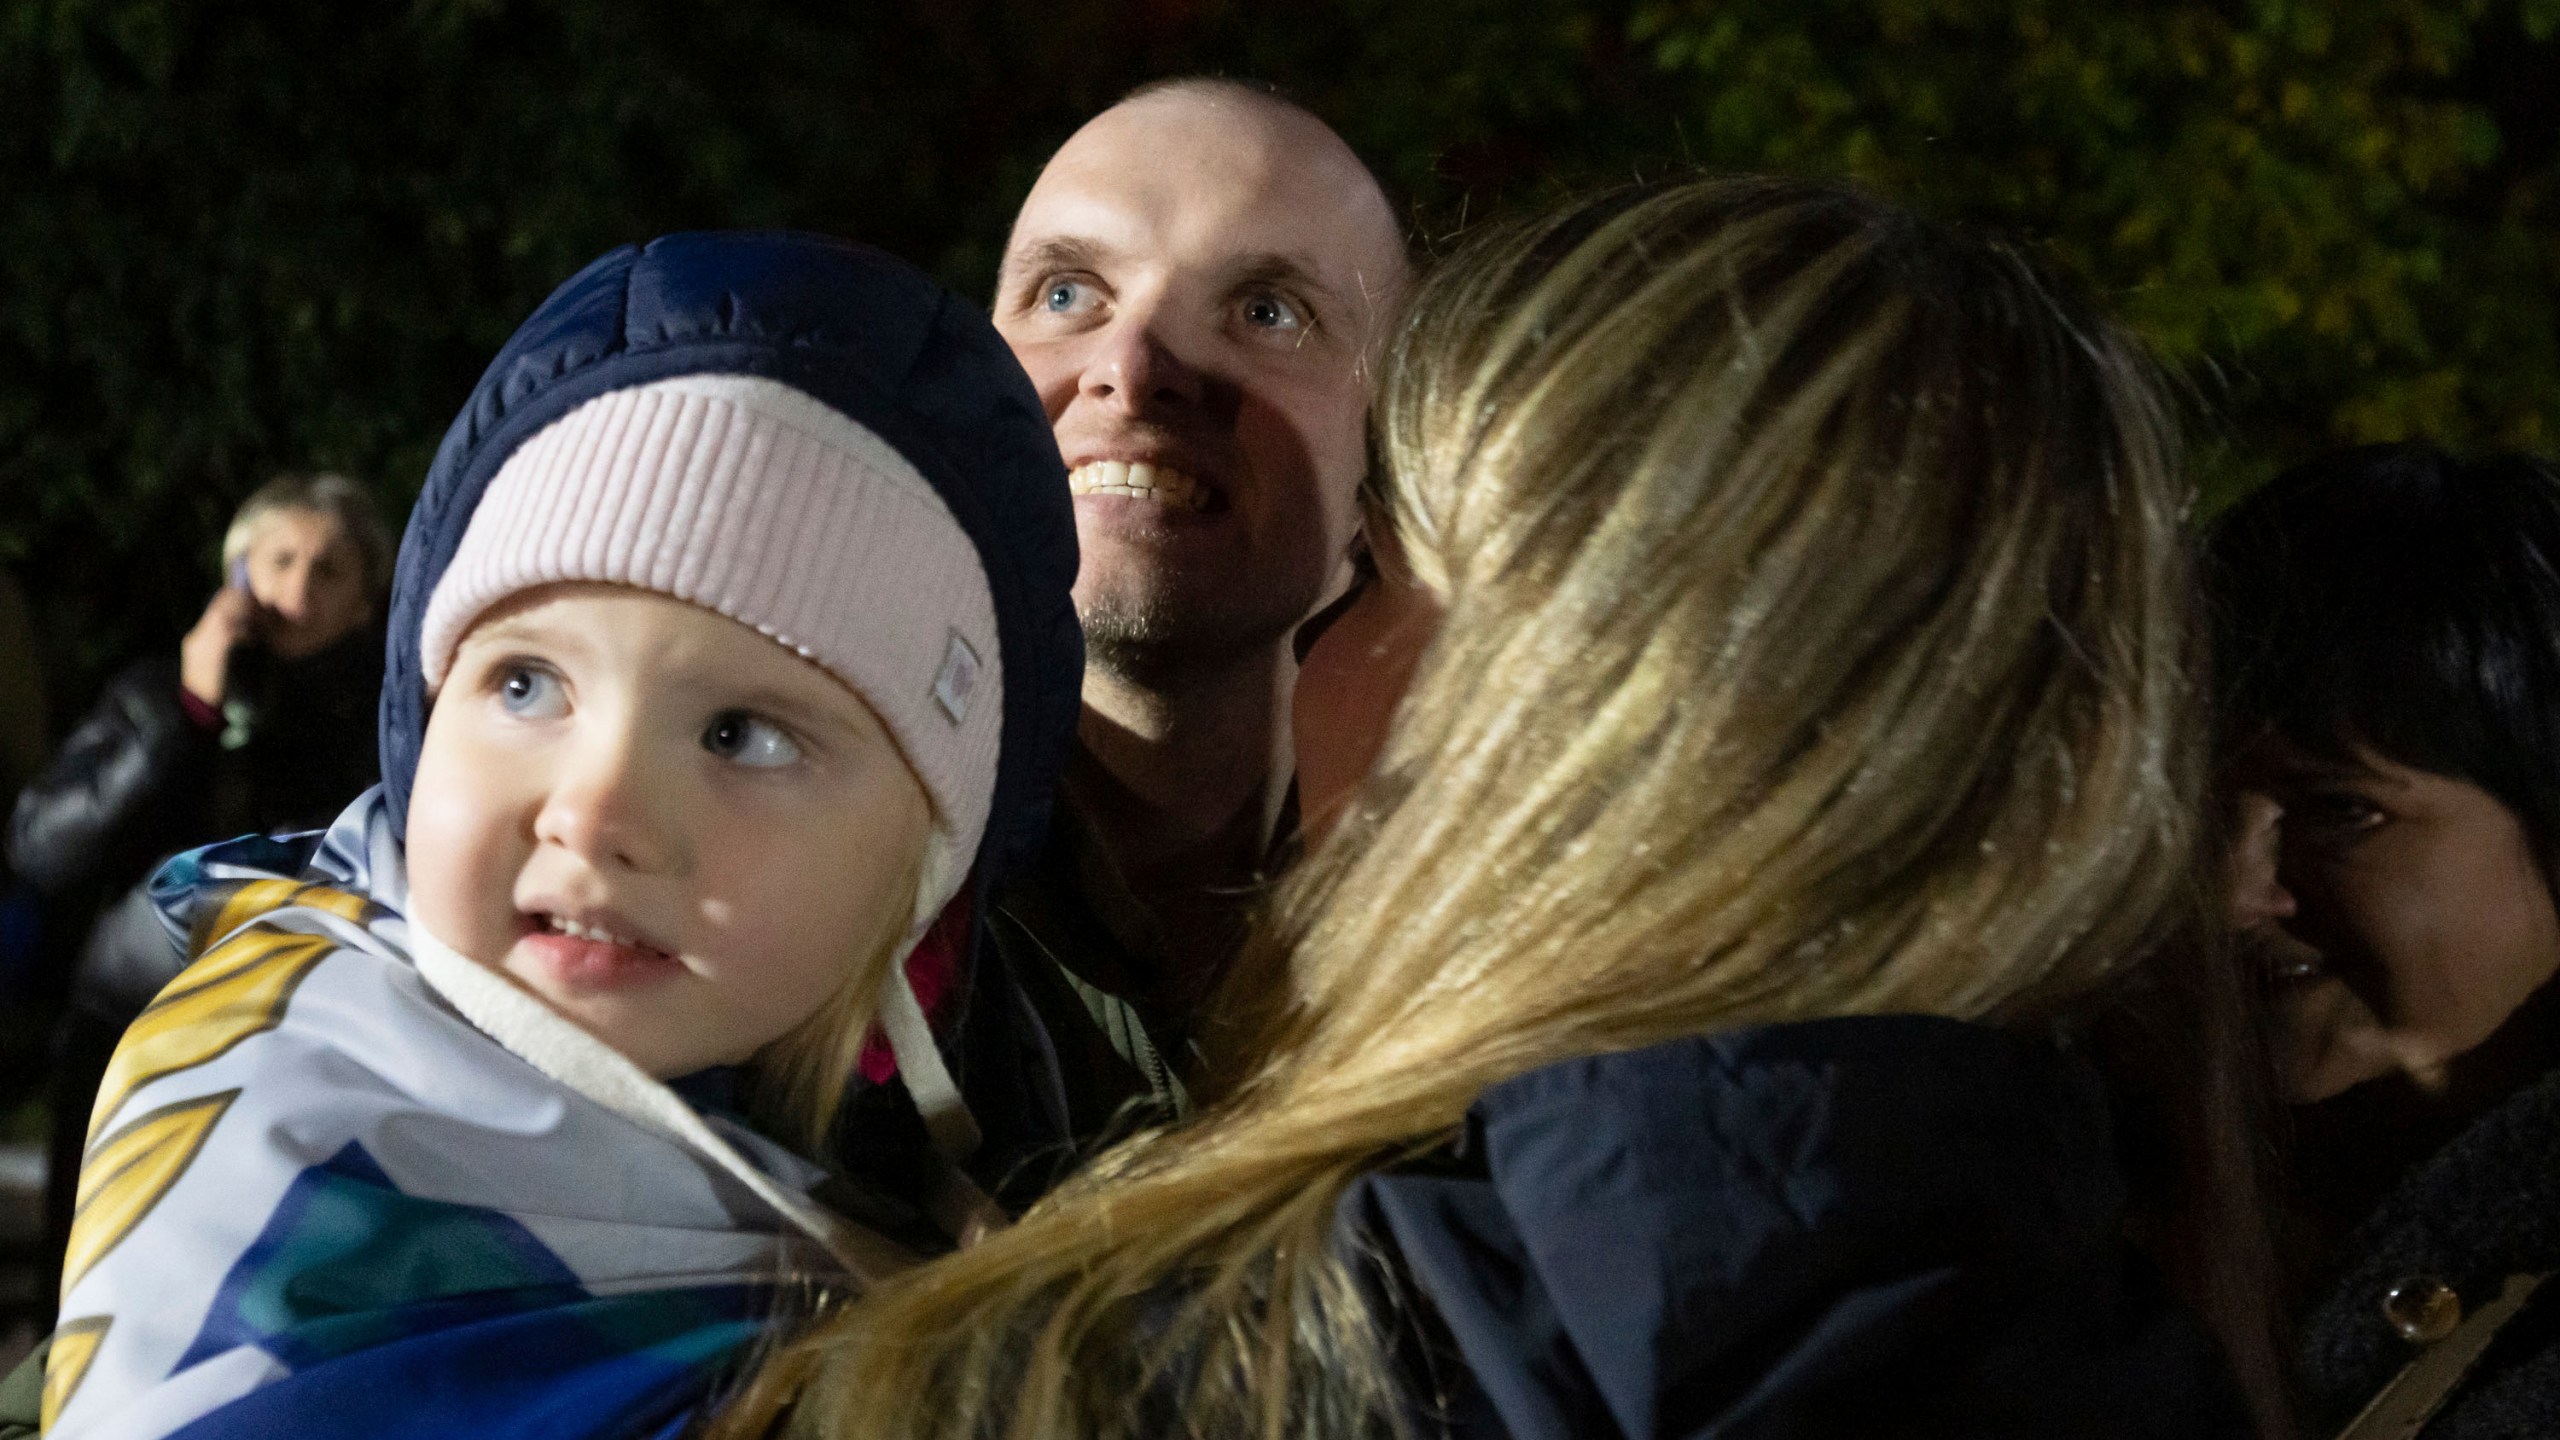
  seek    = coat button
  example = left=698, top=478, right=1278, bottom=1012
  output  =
left=2382, top=1277, right=2462, bottom=1344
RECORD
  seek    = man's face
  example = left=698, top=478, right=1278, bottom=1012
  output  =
left=995, top=90, right=1405, bottom=676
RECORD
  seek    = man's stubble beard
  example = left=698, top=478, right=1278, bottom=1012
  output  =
left=1077, top=566, right=1315, bottom=691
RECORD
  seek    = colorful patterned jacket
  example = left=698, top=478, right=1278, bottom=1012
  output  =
left=43, top=790, right=895, bottom=1439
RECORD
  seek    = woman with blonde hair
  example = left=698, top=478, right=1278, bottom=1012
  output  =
left=714, top=176, right=2264, bottom=1439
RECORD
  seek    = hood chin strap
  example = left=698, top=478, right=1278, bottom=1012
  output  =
left=878, top=950, right=1008, bottom=1246
left=877, top=964, right=980, bottom=1161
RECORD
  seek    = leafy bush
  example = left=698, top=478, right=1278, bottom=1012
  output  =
left=4, top=0, right=2554, bottom=719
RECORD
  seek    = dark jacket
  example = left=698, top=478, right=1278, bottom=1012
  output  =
left=2295, top=1064, right=2560, bottom=1439
left=9, top=637, right=377, bottom=898
left=1347, top=1015, right=2252, bottom=1440
left=960, top=776, right=1202, bottom=1202
left=8, top=633, right=380, bottom=1013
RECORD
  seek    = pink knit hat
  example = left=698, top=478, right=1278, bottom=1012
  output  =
left=417, top=373, right=1002, bottom=936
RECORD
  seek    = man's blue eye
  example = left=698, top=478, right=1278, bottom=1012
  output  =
left=1045, top=281, right=1087, bottom=313
left=703, top=711, right=802, bottom=769
left=1242, top=293, right=1302, bottom=330
left=497, top=666, right=564, bottom=718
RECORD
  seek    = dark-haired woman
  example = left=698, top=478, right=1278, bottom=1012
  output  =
left=2212, top=443, right=2560, bottom=1438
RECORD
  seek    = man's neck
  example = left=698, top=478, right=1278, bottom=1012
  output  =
left=1070, top=643, right=1294, bottom=995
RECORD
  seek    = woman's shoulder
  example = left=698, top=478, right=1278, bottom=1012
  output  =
left=1474, top=1013, right=2106, bottom=1149
left=1450, top=1017, right=2124, bottom=1246
left=1342, top=1016, right=2249, bottom=1439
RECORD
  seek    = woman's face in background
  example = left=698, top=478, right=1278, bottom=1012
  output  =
left=241, top=507, right=372, bottom=658
left=2237, top=738, right=2560, bottom=1102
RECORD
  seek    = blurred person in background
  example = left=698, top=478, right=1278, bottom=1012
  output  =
left=2213, top=444, right=2560, bottom=1439
left=8, top=472, right=391, bottom=906
left=716, top=177, right=2272, bottom=1440
left=5, top=471, right=391, bottom=1310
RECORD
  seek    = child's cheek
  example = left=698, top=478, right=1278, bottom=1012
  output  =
left=406, top=730, right=523, bottom=967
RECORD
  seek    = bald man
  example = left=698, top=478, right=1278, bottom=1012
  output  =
left=943, top=79, right=1408, bottom=1199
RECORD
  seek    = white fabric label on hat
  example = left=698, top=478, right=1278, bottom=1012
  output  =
left=934, top=631, right=981, bottom=725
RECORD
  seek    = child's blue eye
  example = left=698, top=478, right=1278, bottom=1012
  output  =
left=497, top=665, right=566, bottom=719
left=703, top=711, right=802, bottom=768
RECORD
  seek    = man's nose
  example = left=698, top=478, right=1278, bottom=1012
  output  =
left=1079, top=308, right=1206, bottom=412
left=533, top=727, right=685, bottom=875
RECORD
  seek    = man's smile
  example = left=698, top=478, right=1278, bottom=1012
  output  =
left=1067, top=459, right=1216, bottom=512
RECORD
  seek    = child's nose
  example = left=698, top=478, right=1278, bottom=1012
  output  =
left=533, top=739, right=687, bottom=875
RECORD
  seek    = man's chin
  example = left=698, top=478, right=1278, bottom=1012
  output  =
left=1078, top=587, right=1309, bottom=682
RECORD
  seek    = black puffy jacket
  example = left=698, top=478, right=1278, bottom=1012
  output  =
left=7, top=631, right=379, bottom=1010
left=9, top=637, right=379, bottom=896
left=1347, top=1015, right=2252, bottom=1440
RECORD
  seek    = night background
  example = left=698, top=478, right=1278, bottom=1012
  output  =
left=3, top=0, right=2557, bottom=740
left=0, top=0, right=2554, bottom=1376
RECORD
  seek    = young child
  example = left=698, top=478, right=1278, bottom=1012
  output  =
left=40, top=231, right=1080, bottom=1440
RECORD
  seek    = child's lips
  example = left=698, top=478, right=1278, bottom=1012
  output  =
left=516, top=929, right=687, bottom=992
left=514, top=908, right=686, bottom=992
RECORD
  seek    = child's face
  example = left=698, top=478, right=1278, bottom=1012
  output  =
left=406, top=583, right=932, bottom=1078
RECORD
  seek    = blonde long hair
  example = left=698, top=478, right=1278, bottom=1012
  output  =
left=714, top=176, right=2205, bottom=1440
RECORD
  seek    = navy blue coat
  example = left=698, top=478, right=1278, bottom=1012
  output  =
left=1347, top=1015, right=2251, bottom=1439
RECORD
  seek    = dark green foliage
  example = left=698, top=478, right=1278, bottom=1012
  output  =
left=4, top=0, right=2555, bottom=724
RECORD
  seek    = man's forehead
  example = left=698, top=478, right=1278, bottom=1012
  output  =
left=1005, top=94, right=1400, bottom=290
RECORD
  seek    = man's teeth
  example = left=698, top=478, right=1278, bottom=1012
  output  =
left=549, top=915, right=639, bottom=948
left=1067, top=460, right=1210, bottom=511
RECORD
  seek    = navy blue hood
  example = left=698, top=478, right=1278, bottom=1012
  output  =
left=379, top=230, right=1082, bottom=903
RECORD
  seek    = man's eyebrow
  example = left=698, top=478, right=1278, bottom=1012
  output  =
left=1229, top=252, right=1345, bottom=308
left=998, top=236, right=1112, bottom=291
